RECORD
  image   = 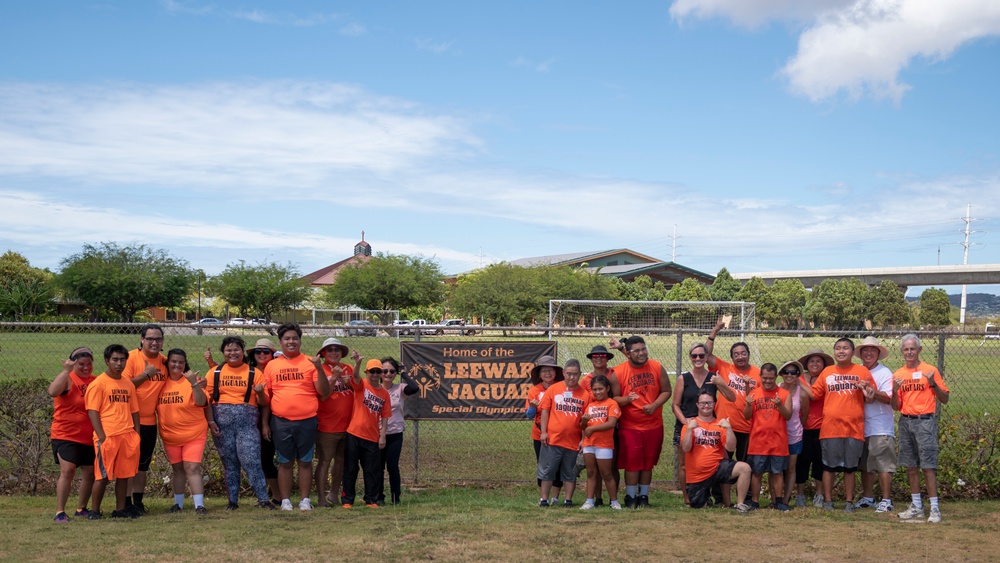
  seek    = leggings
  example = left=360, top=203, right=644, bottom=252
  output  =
left=214, top=403, right=269, bottom=503
left=378, top=432, right=404, bottom=504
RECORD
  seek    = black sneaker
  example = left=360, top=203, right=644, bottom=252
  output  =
left=774, top=502, right=791, bottom=512
left=168, top=504, right=183, bottom=513
left=111, top=509, right=138, bottom=519
left=748, top=501, right=760, bottom=512
left=226, top=502, right=239, bottom=511
left=563, top=499, right=573, bottom=507
left=127, top=505, right=143, bottom=518
left=624, top=495, right=636, bottom=509
left=256, top=501, right=276, bottom=510
left=134, top=502, right=149, bottom=515
left=86, top=511, right=103, bottom=520
left=195, top=506, right=208, bottom=515
left=594, top=498, right=604, bottom=507
left=637, top=495, right=650, bottom=508
left=538, top=499, right=549, bottom=507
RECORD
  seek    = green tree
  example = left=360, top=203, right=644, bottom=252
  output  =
left=736, top=276, right=768, bottom=304
left=803, top=278, right=869, bottom=329
left=761, top=279, right=808, bottom=328
left=537, top=266, right=619, bottom=302
left=448, top=263, right=542, bottom=325
left=865, top=280, right=911, bottom=328
left=0, top=251, right=54, bottom=319
left=665, top=278, right=712, bottom=301
left=325, top=253, right=445, bottom=311
left=206, top=260, right=310, bottom=322
left=57, top=242, right=194, bottom=322
left=918, top=287, right=952, bottom=327
left=613, top=275, right=669, bottom=301
left=708, top=267, right=741, bottom=301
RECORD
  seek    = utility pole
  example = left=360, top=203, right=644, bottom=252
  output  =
left=670, top=224, right=682, bottom=262
left=960, top=204, right=974, bottom=326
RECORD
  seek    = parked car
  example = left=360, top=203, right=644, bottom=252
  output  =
left=229, top=318, right=248, bottom=325
left=191, top=317, right=223, bottom=325
left=250, top=318, right=277, bottom=326
left=391, top=319, right=412, bottom=336
left=438, top=318, right=479, bottom=336
left=407, top=319, right=436, bottom=336
left=347, top=319, right=377, bottom=337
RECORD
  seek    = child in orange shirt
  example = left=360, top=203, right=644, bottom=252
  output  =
left=579, top=375, right=621, bottom=510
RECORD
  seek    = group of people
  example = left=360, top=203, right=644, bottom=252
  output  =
left=527, top=323, right=951, bottom=523
left=48, top=322, right=415, bottom=522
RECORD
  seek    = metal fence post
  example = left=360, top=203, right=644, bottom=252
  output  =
left=675, top=331, right=684, bottom=377
left=937, top=332, right=946, bottom=376
left=674, top=330, right=683, bottom=489
left=412, top=419, right=419, bottom=485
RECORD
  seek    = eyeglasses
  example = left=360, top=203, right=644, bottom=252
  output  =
left=384, top=369, right=397, bottom=374
left=696, top=402, right=715, bottom=407
left=590, top=354, right=608, bottom=358
left=368, top=368, right=384, bottom=375
left=780, top=370, right=800, bottom=376
left=254, top=349, right=272, bottom=355
left=628, top=347, right=648, bottom=354
left=143, top=337, right=164, bottom=343
left=690, top=353, right=706, bottom=359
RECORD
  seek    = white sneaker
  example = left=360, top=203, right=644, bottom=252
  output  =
left=875, top=499, right=894, bottom=513
left=280, top=499, right=293, bottom=511
left=927, top=507, right=942, bottom=523
left=298, top=498, right=313, bottom=511
left=580, top=500, right=595, bottom=510
left=898, top=503, right=924, bottom=520
left=812, top=493, right=824, bottom=508
left=609, top=501, right=622, bottom=510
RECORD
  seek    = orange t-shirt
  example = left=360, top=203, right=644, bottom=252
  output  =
left=526, top=383, right=553, bottom=441
left=804, top=373, right=825, bottom=431
left=582, top=398, right=621, bottom=449
left=205, top=364, right=265, bottom=407
left=84, top=373, right=139, bottom=438
left=123, top=349, right=168, bottom=425
left=156, top=377, right=208, bottom=446
left=264, top=354, right=320, bottom=421
left=746, top=386, right=790, bottom=456
left=540, top=381, right=589, bottom=450
left=712, top=357, right=761, bottom=434
left=51, top=371, right=97, bottom=444
left=894, top=362, right=950, bottom=416
left=811, top=364, right=874, bottom=440
left=317, top=363, right=355, bottom=433
left=614, top=359, right=666, bottom=431
left=346, top=378, right=391, bottom=443
left=682, top=418, right=729, bottom=483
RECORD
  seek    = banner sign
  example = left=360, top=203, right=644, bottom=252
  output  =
left=401, top=341, right=556, bottom=420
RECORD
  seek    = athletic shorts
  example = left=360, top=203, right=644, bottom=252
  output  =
left=95, top=432, right=140, bottom=481
left=788, top=441, right=803, bottom=456
left=138, top=424, right=158, bottom=471
left=686, top=458, right=738, bottom=508
left=52, top=439, right=95, bottom=467
left=618, top=426, right=664, bottom=472
left=861, top=435, right=897, bottom=474
left=271, top=415, right=318, bottom=463
left=747, top=455, right=788, bottom=475
left=821, top=437, right=864, bottom=473
left=315, top=431, right=347, bottom=464
left=898, top=416, right=938, bottom=469
left=537, top=444, right=579, bottom=483
left=163, top=434, right=207, bottom=465
left=582, top=446, right=614, bottom=460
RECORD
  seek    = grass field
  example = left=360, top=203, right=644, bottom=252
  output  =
left=3, top=487, right=999, bottom=562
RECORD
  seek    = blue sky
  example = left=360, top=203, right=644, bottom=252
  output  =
left=2, top=0, right=999, bottom=296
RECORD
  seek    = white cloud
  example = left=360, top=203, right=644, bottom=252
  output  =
left=338, top=22, right=367, bottom=36
left=161, top=0, right=214, bottom=16
left=0, top=80, right=480, bottom=188
left=670, top=0, right=1000, bottom=102
left=511, top=56, right=558, bottom=73
left=415, top=38, right=455, bottom=54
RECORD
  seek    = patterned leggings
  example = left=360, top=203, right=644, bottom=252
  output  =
left=214, top=403, right=269, bottom=503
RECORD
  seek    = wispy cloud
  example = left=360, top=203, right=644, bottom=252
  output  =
left=670, top=0, right=1000, bottom=103
left=161, top=0, right=214, bottom=16
left=511, top=56, right=558, bottom=73
left=338, top=22, right=367, bottom=36
left=163, top=1, right=364, bottom=31
left=415, top=37, right=455, bottom=54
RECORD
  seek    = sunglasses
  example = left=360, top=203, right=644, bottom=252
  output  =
left=780, top=370, right=800, bottom=376
left=254, top=349, right=272, bottom=355
left=384, top=369, right=397, bottom=374
left=690, top=353, right=706, bottom=359
left=368, top=368, right=384, bottom=375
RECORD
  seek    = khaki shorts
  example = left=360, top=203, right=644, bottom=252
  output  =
left=860, top=435, right=897, bottom=474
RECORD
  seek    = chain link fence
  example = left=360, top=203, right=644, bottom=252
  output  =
left=2, top=322, right=998, bottom=496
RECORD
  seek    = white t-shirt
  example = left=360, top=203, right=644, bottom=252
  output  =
left=863, top=363, right=895, bottom=438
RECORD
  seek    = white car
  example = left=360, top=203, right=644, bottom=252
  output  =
left=229, top=318, right=248, bottom=325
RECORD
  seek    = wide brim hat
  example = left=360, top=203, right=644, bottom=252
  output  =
left=797, top=348, right=834, bottom=371
left=318, top=337, right=350, bottom=357
left=853, top=336, right=889, bottom=360
left=252, top=338, right=277, bottom=352
left=530, top=355, right=564, bottom=384
left=586, top=345, right=615, bottom=360
left=778, top=360, right=805, bottom=377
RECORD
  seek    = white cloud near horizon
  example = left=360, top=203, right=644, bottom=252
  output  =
left=670, top=0, right=1000, bottom=102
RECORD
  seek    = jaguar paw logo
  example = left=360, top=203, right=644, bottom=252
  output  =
left=408, top=364, right=441, bottom=398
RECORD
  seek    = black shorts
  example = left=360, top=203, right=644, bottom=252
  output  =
left=51, top=439, right=95, bottom=467
left=271, top=416, right=318, bottom=463
left=138, top=424, right=158, bottom=471
left=687, top=458, right=738, bottom=508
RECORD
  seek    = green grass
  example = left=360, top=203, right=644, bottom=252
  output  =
left=3, top=488, right=999, bottom=562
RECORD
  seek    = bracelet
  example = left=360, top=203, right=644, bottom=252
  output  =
left=707, top=336, right=715, bottom=341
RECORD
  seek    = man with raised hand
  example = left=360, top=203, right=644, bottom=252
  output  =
left=122, top=323, right=168, bottom=515
left=705, top=319, right=761, bottom=465
left=892, top=334, right=950, bottom=524
left=609, top=336, right=671, bottom=509
left=853, top=336, right=897, bottom=514
left=681, top=391, right=751, bottom=513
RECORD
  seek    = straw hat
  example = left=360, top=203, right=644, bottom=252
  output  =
left=530, top=355, right=564, bottom=384
left=797, top=348, right=834, bottom=371
left=853, top=336, right=889, bottom=360
left=318, top=337, right=350, bottom=357
left=252, top=338, right=277, bottom=352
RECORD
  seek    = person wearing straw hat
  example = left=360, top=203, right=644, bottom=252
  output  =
left=526, top=355, right=565, bottom=506
left=776, top=359, right=812, bottom=509
left=313, top=337, right=361, bottom=507
left=853, top=336, right=897, bottom=513
left=893, top=334, right=950, bottom=523
left=794, top=348, right=833, bottom=508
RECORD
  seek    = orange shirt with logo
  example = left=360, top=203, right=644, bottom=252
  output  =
left=51, top=371, right=97, bottom=444
left=540, top=381, right=589, bottom=450
left=811, top=364, right=874, bottom=441
left=84, top=373, right=139, bottom=438
left=205, top=364, right=265, bottom=407
left=582, top=397, right=621, bottom=449
left=317, top=363, right=355, bottom=433
left=526, top=383, right=552, bottom=441
left=682, top=418, right=728, bottom=483
left=894, top=362, right=950, bottom=416
left=746, top=386, right=790, bottom=456
left=264, top=354, right=321, bottom=421
left=712, top=357, right=761, bottom=434
left=156, top=377, right=208, bottom=446
left=804, top=374, right=825, bottom=431
left=615, top=359, right=666, bottom=431
left=123, top=349, right=168, bottom=425
left=346, top=378, right=391, bottom=443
